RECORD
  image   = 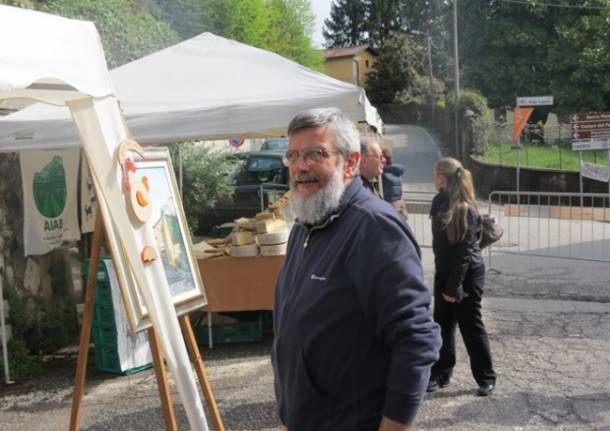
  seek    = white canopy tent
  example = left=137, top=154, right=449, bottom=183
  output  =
left=0, top=6, right=208, bottom=430
left=0, top=32, right=382, bottom=152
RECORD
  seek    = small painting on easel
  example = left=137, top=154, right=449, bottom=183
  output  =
left=93, top=147, right=206, bottom=333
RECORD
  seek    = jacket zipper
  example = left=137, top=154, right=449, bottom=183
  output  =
left=303, top=213, right=341, bottom=248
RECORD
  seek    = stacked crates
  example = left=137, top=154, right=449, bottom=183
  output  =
left=83, top=258, right=152, bottom=374
left=195, top=312, right=263, bottom=346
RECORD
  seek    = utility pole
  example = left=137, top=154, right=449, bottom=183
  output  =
left=453, top=0, right=461, bottom=159
left=426, top=28, right=435, bottom=127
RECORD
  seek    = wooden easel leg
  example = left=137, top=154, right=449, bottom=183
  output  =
left=148, top=328, right=179, bottom=431
left=180, top=315, right=225, bottom=431
left=69, top=211, right=104, bottom=431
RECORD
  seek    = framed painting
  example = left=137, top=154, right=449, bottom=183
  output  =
left=93, top=147, right=206, bottom=333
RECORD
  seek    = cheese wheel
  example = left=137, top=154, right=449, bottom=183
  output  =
left=229, top=244, right=259, bottom=257
left=260, top=243, right=287, bottom=256
left=257, top=230, right=289, bottom=245
left=256, top=218, right=287, bottom=234
left=231, top=230, right=255, bottom=246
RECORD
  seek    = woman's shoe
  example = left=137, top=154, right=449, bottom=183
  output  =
left=477, top=383, right=495, bottom=396
left=426, top=375, right=451, bottom=393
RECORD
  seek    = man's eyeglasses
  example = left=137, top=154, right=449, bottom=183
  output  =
left=283, top=148, right=336, bottom=166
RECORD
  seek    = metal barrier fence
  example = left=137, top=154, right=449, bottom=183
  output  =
left=488, top=191, right=610, bottom=263
left=405, top=190, right=610, bottom=263
left=404, top=191, right=435, bottom=248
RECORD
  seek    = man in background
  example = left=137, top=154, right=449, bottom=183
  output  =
left=360, top=136, right=386, bottom=198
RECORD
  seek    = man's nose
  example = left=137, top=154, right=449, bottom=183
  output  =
left=293, top=154, right=310, bottom=171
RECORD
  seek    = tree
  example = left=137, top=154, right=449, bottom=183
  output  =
left=366, top=32, right=427, bottom=104
left=459, top=0, right=610, bottom=113
left=167, top=143, right=238, bottom=233
left=40, top=0, right=178, bottom=68
left=145, top=0, right=209, bottom=40
left=323, top=0, right=368, bottom=48
left=265, top=0, right=324, bottom=71
left=204, top=0, right=269, bottom=49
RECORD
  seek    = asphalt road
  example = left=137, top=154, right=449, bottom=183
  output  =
left=1, top=125, right=609, bottom=430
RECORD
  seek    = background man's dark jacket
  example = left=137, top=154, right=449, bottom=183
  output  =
left=382, top=164, right=405, bottom=203
left=272, top=176, right=441, bottom=431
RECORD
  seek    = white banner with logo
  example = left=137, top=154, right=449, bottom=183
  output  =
left=580, top=160, right=610, bottom=182
left=20, top=149, right=81, bottom=256
left=80, top=156, right=97, bottom=233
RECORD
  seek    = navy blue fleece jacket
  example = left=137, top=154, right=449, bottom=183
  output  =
left=272, top=176, right=440, bottom=431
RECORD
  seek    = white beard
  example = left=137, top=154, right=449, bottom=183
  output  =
left=288, top=167, right=345, bottom=225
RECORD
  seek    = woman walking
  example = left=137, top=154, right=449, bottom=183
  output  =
left=427, top=157, right=496, bottom=396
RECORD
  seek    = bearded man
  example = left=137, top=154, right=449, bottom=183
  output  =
left=272, top=108, right=440, bottom=431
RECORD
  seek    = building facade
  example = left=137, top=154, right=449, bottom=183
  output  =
left=323, top=45, right=377, bottom=90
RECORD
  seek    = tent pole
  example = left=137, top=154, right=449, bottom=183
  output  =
left=179, top=145, right=183, bottom=197
left=0, top=267, right=13, bottom=384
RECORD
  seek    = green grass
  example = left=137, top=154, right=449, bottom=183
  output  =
left=479, top=141, right=609, bottom=171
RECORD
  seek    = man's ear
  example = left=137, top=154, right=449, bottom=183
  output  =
left=343, top=151, right=360, bottom=181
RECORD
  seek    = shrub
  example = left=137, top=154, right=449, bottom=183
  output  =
left=167, top=143, right=240, bottom=233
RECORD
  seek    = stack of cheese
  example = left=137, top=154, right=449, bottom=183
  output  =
left=255, top=212, right=289, bottom=256
left=229, top=228, right=258, bottom=257
left=228, top=191, right=292, bottom=257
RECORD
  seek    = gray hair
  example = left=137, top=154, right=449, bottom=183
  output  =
left=287, top=107, right=360, bottom=157
left=360, top=136, right=378, bottom=155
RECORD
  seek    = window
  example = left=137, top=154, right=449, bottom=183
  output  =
left=365, top=60, right=370, bottom=69
left=236, top=155, right=286, bottom=185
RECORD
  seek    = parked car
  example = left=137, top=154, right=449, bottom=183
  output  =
left=260, top=137, right=288, bottom=151
left=198, top=151, right=289, bottom=235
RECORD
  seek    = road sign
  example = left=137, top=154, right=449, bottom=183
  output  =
left=516, top=95, right=554, bottom=107
left=228, top=138, right=245, bottom=148
left=571, top=111, right=610, bottom=150
left=572, top=139, right=610, bottom=151
left=580, top=160, right=610, bottom=182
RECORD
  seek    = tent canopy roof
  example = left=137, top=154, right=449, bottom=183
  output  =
left=0, top=32, right=381, bottom=152
left=0, top=5, right=112, bottom=105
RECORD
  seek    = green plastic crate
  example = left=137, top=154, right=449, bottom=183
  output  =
left=82, top=258, right=111, bottom=284
left=94, top=342, right=153, bottom=375
left=92, top=323, right=117, bottom=346
left=196, top=321, right=262, bottom=346
left=94, top=303, right=115, bottom=324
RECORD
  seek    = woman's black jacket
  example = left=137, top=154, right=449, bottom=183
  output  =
left=430, top=191, right=484, bottom=300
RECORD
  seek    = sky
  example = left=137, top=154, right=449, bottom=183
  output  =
left=310, top=0, right=332, bottom=48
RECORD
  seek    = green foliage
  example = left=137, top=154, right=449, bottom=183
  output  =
left=446, top=89, right=492, bottom=118
left=167, top=143, right=239, bottom=233
left=459, top=0, right=610, bottom=113
left=265, top=0, right=324, bottom=71
left=0, top=339, right=45, bottom=381
left=323, top=0, right=368, bottom=48
left=324, top=0, right=450, bottom=52
left=40, top=0, right=179, bottom=68
left=2, top=254, right=78, bottom=382
left=145, top=0, right=208, bottom=40
left=149, top=0, right=323, bottom=70
left=0, top=0, right=36, bottom=8
left=205, top=0, right=269, bottom=48
left=481, top=140, right=608, bottom=171
left=366, top=32, right=427, bottom=104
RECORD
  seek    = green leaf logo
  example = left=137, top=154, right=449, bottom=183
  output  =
left=33, top=156, right=67, bottom=218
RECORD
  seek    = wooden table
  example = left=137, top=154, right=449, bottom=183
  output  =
left=197, top=255, right=285, bottom=346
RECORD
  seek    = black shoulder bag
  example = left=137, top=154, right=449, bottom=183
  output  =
left=478, top=214, right=503, bottom=249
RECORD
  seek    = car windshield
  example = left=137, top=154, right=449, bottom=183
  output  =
left=235, top=155, right=285, bottom=185
left=261, top=137, right=288, bottom=151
